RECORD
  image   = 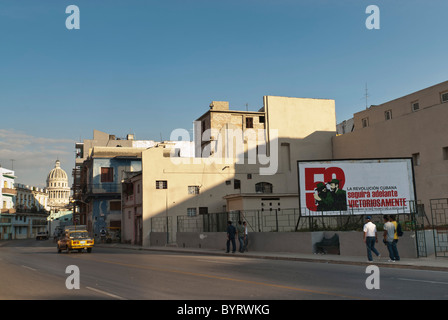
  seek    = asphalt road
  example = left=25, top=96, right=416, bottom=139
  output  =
left=1, top=239, right=448, bottom=301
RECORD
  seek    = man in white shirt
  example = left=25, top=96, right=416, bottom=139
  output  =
left=363, top=216, right=380, bottom=262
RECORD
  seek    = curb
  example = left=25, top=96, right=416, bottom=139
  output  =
left=97, top=244, right=448, bottom=272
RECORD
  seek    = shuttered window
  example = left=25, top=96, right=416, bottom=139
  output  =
left=101, top=167, right=114, bottom=182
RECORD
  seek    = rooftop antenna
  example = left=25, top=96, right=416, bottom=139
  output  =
left=364, top=83, right=369, bottom=109
left=10, top=159, right=15, bottom=170
left=246, top=103, right=248, bottom=111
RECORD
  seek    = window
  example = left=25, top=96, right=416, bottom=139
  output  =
left=110, top=201, right=121, bottom=211
left=188, top=186, right=200, bottom=194
left=255, top=182, right=273, bottom=194
left=441, top=92, right=448, bottom=103
left=246, top=117, right=253, bottom=129
left=156, top=180, right=167, bottom=189
left=362, top=117, right=369, bottom=128
left=412, top=153, right=420, bottom=166
left=443, top=147, right=448, bottom=160
left=234, top=179, right=241, bottom=190
left=411, top=101, right=420, bottom=112
left=247, top=173, right=252, bottom=180
left=385, top=110, right=392, bottom=120
left=101, top=167, right=114, bottom=182
left=187, top=208, right=197, bottom=217
left=259, top=116, right=265, bottom=123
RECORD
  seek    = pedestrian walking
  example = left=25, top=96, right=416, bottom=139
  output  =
left=236, top=221, right=245, bottom=253
left=226, top=221, right=236, bottom=253
left=363, top=216, right=380, bottom=262
left=100, top=228, right=107, bottom=244
left=389, top=215, right=401, bottom=261
left=383, top=215, right=399, bottom=262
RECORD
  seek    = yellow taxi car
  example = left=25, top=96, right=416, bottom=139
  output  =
left=57, top=226, right=94, bottom=253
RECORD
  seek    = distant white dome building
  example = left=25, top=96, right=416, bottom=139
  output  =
left=47, top=160, right=70, bottom=211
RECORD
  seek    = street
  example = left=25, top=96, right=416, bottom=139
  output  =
left=1, top=239, right=448, bottom=301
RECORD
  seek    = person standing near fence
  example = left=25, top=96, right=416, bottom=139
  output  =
left=226, top=221, right=236, bottom=253
left=236, top=221, right=245, bottom=253
left=243, top=221, right=249, bottom=252
left=363, top=216, right=380, bottom=262
left=383, top=215, right=399, bottom=262
left=389, top=215, right=401, bottom=261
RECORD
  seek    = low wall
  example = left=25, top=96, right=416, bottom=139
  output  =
left=163, top=231, right=419, bottom=258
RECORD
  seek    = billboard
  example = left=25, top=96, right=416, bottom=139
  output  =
left=297, top=158, right=416, bottom=216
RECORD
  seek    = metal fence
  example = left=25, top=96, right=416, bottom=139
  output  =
left=430, top=198, right=448, bottom=257
left=174, top=208, right=420, bottom=234
left=150, top=202, right=428, bottom=257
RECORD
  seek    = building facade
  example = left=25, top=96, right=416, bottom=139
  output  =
left=0, top=167, right=16, bottom=213
left=333, top=80, right=448, bottom=219
left=15, top=184, right=49, bottom=213
left=81, top=147, right=144, bottom=238
left=142, top=96, right=336, bottom=246
left=72, top=130, right=156, bottom=226
left=121, top=171, right=143, bottom=245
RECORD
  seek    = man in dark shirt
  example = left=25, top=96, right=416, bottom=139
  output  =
left=328, top=179, right=347, bottom=211
left=226, top=221, right=237, bottom=253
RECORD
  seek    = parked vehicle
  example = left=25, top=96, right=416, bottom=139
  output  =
left=36, top=232, right=49, bottom=240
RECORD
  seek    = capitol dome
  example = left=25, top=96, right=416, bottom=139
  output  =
left=48, top=160, right=68, bottom=181
left=47, top=160, right=70, bottom=211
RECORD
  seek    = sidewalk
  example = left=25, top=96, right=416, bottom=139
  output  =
left=97, top=243, right=448, bottom=272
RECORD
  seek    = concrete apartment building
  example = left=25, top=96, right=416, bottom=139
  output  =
left=80, top=146, right=145, bottom=238
left=73, top=129, right=196, bottom=240
left=121, top=171, right=143, bottom=245
left=333, top=80, right=448, bottom=220
left=0, top=167, right=16, bottom=213
left=72, top=130, right=156, bottom=227
left=141, top=96, right=336, bottom=246
left=0, top=167, right=16, bottom=240
left=15, top=184, right=49, bottom=213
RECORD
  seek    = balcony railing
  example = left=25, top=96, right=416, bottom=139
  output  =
left=84, top=183, right=122, bottom=194
left=2, top=188, right=17, bottom=195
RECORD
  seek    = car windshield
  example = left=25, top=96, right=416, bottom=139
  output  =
left=69, top=232, right=89, bottom=239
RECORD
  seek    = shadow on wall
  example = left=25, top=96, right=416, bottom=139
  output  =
left=141, top=131, right=337, bottom=242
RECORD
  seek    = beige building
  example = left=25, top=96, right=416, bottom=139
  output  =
left=333, top=80, right=448, bottom=219
left=15, top=184, right=49, bottom=213
left=142, top=96, right=336, bottom=245
left=0, top=167, right=16, bottom=213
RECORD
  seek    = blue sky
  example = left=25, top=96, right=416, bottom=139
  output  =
left=1, top=0, right=447, bottom=187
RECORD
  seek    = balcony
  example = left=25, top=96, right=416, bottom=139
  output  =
left=84, top=183, right=122, bottom=195
left=0, top=208, right=16, bottom=214
left=2, top=188, right=17, bottom=196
